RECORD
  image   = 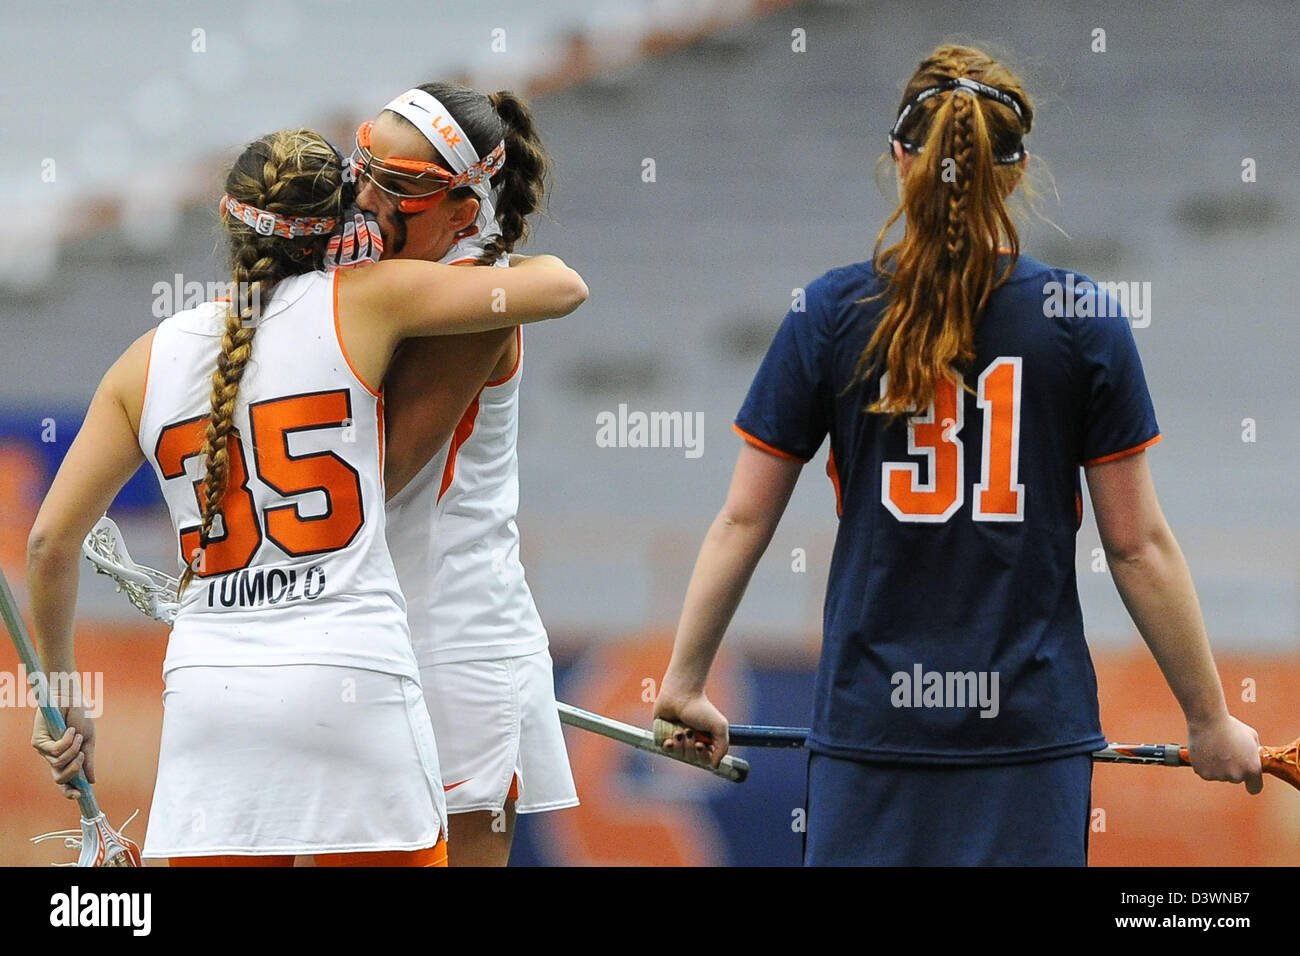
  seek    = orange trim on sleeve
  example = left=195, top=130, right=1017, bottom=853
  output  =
left=1083, top=433, right=1162, bottom=466
left=484, top=326, right=522, bottom=387
left=333, top=272, right=382, bottom=398
left=448, top=257, right=478, bottom=266
left=732, top=423, right=808, bottom=463
left=826, top=447, right=843, bottom=517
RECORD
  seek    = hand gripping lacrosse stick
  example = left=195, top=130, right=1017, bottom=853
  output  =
left=82, top=515, right=178, bottom=625
left=1093, top=739, right=1300, bottom=789
left=557, top=702, right=750, bottom=783
left=652, top=719, right=1300, bottom=791
left=0, top=565, right=142, bottom=866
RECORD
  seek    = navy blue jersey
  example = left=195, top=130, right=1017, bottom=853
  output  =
left=735, top=254, right=1159, bottom=764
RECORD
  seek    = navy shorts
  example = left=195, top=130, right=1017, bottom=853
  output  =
left=803, top=751, right=1093, bottom=866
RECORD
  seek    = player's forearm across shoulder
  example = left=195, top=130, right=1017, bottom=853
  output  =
left=351, top=255, right=587, bottom=340
left=1086, top=450, right=1262, bottom=791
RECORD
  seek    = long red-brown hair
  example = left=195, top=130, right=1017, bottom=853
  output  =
left=855, top=45, right=1033, bottom=418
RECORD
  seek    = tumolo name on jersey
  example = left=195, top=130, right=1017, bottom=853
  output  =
left=204, top=564, right=327, bottom=609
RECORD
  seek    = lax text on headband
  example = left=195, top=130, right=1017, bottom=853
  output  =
left=361, top=88, right=506, bottom=226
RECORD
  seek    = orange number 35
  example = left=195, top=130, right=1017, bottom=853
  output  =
left=155, top=389, right=365, bottom=575
left=882, top=357, right=1023, bottom=523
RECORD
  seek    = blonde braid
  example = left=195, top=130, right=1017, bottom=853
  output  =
left=177, top=252, right=273, bottom=593
left=176, top=128, right=345, bottom=594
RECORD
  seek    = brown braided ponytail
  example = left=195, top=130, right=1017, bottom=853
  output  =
left=178, top=129, right=344, bottom=594
left=477, top=90, right=549, bottom=264
left=853, top=45, right=1033, bottom=419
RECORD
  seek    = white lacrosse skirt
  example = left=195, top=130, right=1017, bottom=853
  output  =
left=143, top=664, right=447, bottom=859
left=420, top=649, right=579, bottom=816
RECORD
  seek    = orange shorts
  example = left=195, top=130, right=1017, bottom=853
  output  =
left=170, top=837, right=447, bottom=868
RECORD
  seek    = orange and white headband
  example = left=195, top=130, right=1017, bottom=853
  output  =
left=382, top=88, right=504, bottom=229
left=219, top=194, right=338, bottom=238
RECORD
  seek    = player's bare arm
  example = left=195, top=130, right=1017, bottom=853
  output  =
left=656, top=443, right=802, bottom=766
left=27, top=330, right=152, bottom=797
left=383, top=329, right=515, bottom=498
left=1086, top=449, right=1263, bottom=792
left=350, top=253, right=585, bottom=337
left=335, top=255, right=585, bottom=390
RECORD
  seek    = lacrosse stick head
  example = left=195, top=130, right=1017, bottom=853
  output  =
left=82, top=516, right=179, bottom=625
left=79, top=813, right=143, bottom=867
left=1261, top=738, right=1300, bottom=791
left=32, top=810, right=143, bottom=867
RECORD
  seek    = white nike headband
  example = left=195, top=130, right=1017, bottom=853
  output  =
left=382, top=88, right=504, bottom=233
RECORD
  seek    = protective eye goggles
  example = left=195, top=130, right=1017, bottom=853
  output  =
left=349, top=120, right=454, bottom=213
left=349, top=120, right=507, bottom=215
left=888, top=76, right=1028, bottom=165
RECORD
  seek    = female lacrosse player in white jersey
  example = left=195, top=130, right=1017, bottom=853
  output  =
left=351, top=84, right=580, bottom=866
left=28, top=127, right=587, bottom=866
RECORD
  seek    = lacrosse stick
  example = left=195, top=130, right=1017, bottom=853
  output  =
left=83, top=525, right=759, bottom=789
left=1094, top=739, right=1300, bottom=789
left=82, top=515, right=178, bottom=625
left=557, top=702, right=749, bottom=783
left=652, top=718, right=1300, bottom=791
left=0, top=565, right=142, bottom=866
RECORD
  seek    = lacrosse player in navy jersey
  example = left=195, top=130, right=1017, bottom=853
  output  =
left=654, top=43, right=1262, bottom=865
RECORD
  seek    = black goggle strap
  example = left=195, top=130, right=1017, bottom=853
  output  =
left=888, top=76, right=1026, bottom=165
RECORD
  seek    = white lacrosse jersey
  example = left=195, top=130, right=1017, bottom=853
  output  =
left=386, top=326, right=551, bottom=666
left=138, top=271, right=417, bottom=680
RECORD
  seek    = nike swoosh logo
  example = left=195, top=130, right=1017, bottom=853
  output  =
left=443, top=779, right=472, bottom=792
